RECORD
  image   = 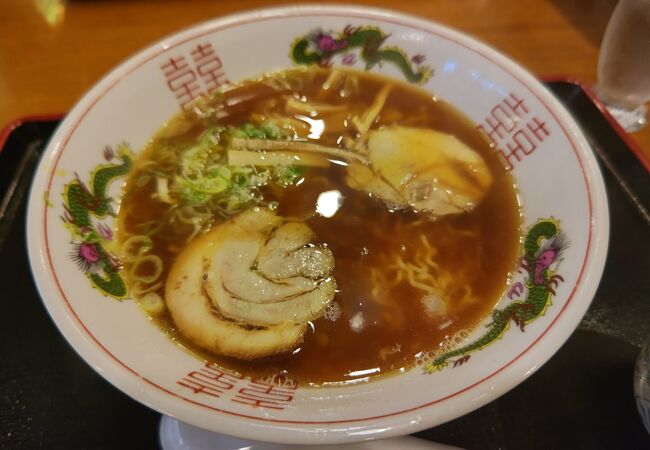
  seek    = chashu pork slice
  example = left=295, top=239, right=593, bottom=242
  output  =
left=166, top=207, right=335, bottom=359
left=346, top=126, right=494, bottom=218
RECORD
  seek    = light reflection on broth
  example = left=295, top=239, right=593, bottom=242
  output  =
left=117, top=67, right=522, bottom=386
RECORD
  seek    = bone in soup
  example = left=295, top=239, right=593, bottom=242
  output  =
left=117, top=67, right=521, bottom=386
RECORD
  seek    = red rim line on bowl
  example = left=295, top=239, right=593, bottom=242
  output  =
left=40, top=10, right=597, bottom=423
left=43, top=11, right=594, bottom=425
left=37, top=9, right=598, bottom=427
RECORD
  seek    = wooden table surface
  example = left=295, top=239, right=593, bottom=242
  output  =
left=2, top=0, right=649, bottom=160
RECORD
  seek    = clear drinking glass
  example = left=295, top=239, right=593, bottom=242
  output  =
left=635, top=338, right=650, bottom=434
left=596, top=0, right=650, bottom=132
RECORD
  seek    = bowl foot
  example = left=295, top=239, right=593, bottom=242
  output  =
left=158, top=415, right=462, bottom=449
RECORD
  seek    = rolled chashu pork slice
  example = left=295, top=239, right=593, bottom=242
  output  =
left=346, top=126, right=494, bottom=218
left=166, top=207, right=336, bottom=359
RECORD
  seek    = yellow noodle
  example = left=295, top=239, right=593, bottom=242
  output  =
left=122, top=235, right=153, bottom=263
left=341, top=73, right=359, bottom=98
left=322, top=69, right=344, bottom=91
left=130, top=254, right=163, bottom=284
left=130, top=280, right=163, bottom=298
left=351, top=84, right=392, bottom=135
left=390, top=269, right=404, bottom=286
left=411, top=263, right=431, bottom=277
left=133, top=220, right=164, bottom=236
left=285, top=96, right=347, bottom=115
left=262, top=76, right=293, bottom=91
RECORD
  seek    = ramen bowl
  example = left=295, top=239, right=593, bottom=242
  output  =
left=27, top=5, right=608, bottom=445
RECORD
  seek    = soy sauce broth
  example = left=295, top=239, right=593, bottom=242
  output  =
left=118, top=67, right=521, bottom=386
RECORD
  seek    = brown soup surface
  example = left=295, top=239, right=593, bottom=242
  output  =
left=118, top=68, right=521, bottom=386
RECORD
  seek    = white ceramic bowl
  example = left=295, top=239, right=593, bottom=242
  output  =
left=27, top=5, right=608, bottom=445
